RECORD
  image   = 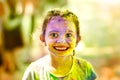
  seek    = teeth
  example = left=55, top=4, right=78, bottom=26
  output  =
left=54, top=47, right=68, bottom=50
left=56, top=47, right=67, bottom=50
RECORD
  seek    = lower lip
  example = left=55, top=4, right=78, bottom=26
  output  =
left=56, top=50, right=66, bottom=51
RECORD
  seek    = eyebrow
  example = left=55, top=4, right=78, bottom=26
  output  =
left=49, top=30, right=59, bottom=33
left=67, top=30, right=74, bottom=32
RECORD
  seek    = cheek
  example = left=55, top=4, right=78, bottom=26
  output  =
left=67, top=38, right=76, bottom=47
left=66, top=37, right=76, bottom=43
left=46, top=41, right=54, bottom=50
left=45, top=38, right=56, bottom=46
left=70, top=41, right=76, bottom=48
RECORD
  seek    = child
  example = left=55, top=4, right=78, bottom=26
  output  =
left=22, top=9, right=97, bottom=80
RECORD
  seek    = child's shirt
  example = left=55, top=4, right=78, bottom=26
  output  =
left=22, top=56, right=97, bottom=80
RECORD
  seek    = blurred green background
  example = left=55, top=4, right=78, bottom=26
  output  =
left=0, top=0, right=120, bottom=80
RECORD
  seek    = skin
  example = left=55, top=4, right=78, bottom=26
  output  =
left=40, top=16, right=80, bottom=77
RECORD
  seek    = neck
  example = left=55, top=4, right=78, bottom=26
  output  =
left=51, top=54, right=72, bottom=67
left=48, top=54, right=73, bottom=77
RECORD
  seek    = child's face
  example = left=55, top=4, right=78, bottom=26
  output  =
left=44, top=16, right=78, bottom=57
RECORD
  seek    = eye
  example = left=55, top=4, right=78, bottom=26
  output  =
left=66, top=33, right=72, bottom=38
left=49, top=32, right=58, bottom=38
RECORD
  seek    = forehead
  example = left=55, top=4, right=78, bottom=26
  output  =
left=46, top=16, right=76, bottom=32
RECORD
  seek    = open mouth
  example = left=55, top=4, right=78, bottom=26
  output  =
left=54, top=46, right=69, bottom=51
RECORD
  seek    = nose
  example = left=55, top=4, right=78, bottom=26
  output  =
left=56, top=36, right=66, bottom=43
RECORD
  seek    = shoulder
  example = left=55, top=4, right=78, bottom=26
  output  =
left=74, top=57, right=97, bottom=80
left=75, top=57, right=95, bottom=72
left=22, top=55, right=49, bottom=80
left=75, top=57, right=92, bottom=68
left=27, top=55, right=49, bottom=71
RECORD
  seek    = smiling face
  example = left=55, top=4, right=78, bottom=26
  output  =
left=43, top=16, right=79, bottom=57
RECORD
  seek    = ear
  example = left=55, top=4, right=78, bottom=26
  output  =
left=40, top=35, right=47, bottom=46
left=40, top=35, right=45, bottom=42
left=76, top=36, right=81, bottom=44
